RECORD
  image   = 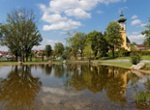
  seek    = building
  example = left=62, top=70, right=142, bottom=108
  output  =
left=118, top=12, right=130, bottom=51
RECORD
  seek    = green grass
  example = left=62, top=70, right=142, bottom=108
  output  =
left=107, top=55, right=150, bottom=60
left=114, top=57, right=130, bottom=60
left=141, top=55, right=150, bottom=60
left=98, top=61, right=132, bottom=69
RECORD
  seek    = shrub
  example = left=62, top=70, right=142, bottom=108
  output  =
left=118, top=48, right=131, bottom=57
left=130, top=52, right=141, bottom=65
left=133, top=50, right=150, bottom=56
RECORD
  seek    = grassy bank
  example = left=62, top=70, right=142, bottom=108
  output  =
left=0, top=59, right=150, bottom=73
left=99, top=61, right=132, bottom=69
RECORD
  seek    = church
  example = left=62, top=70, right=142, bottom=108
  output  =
left=118, top=12, right=130, bottom=51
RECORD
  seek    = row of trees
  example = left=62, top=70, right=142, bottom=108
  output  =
left=45, top=42, right=64, bottom=60
left=65, top=22, right=123, bottom=59
left=44, top=23, right=122, bottom=60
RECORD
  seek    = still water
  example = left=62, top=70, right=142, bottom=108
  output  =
left=0, top=64, right=149, bottom=110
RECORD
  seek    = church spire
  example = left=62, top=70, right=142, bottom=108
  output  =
left=118, top=11, right=127, bottom=23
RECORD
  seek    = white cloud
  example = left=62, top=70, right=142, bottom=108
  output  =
left=128, top=32, right=145, bottom=44
left=65, top=8, right=91, bottom=19
left=131, top=15, right=146, bottom=27
left=131, top=15, right=138, bottom=20
left=43, top=20, right=81, bottom=31
left=39, top=0, right=126, bottom=31
left=96, top=10, right=103, bottom=14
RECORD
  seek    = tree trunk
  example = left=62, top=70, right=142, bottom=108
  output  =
left=112, top=47, right=115, bottom=58
left=30, top=55, right=32, bottom=62
left=15, top=54, right=18, bottom=62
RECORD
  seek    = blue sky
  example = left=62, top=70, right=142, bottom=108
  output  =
left=0, top=0, right=150, bottom=50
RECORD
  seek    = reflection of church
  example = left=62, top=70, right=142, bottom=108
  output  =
left=118, top=12, right=130, bottom=51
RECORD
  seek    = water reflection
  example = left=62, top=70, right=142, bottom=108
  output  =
left=0, top=66, right=42, bottom=110
left=0, top=64, right=149, bottom=110
left=40, top=64, right=52, bottom=75
left=67, top=64, right=129, bottom=103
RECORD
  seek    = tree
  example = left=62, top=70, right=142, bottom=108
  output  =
left=142, top=19, right=150, bottom=47
left=62, top=46, right=72, bottom=60
left=45, top=45, right=52, bottom=59
left=67, top=32, right=86, bottom=58
left=87, top=31, right=109, bottom=59
left=0, top=9, right=42, bottom=62
left=106, top=21, right=122, bottom=58
left=54, top=42, right=64, bottom=58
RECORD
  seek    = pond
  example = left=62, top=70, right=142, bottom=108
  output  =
left=0, top=64, right=149, bottom=110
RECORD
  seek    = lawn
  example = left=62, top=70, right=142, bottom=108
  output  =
left=99, top=61, right=132, bottom=69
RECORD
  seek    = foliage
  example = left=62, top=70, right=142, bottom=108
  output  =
left=54, top=42, right=64, bottom=58
left=118, top=48, right=130, bottom=57
left=45, top=45, right=52, bottom=58
left=130, top=52, right=141, bottom=65
left=142, top=19, right=150, bottom=47
left=83, top=45, right=92, bottom=59
left=106, top=21, right=122, bottom=58
left=67, top=32, right=86, bottom=58
left=62, top=46, right=72, bottom=60
left=0, top=9, right=42, bottom=62
left=87, top=31, right=109, bottom=58
left=133, top=50, right=150, bottom=56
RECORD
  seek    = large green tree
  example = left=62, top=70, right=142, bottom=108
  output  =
left=142, top=19, right=150, bottom=47
left=106, top=21, right=122, bottom=58
left=87, top=31, right=109, bottom=58
left=67, top=32, right=86, bottom=58
left=0, top=9, right=42, bottom=62
left=54, top=42, right=64, bottom=58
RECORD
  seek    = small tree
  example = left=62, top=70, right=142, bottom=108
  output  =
left=67, top=32, right=86, bottom=58
left=45, top=45, right=52, bottom=60
left=106, top=21, right=122, bottom=58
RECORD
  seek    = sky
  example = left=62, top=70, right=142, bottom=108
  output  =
left=0, top=0, right=150, bottom=50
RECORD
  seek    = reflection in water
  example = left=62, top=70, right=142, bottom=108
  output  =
left=67, top=64, right=129, bottom=103
left=0, top=64, right=149, bottom=110
left=0, top=66, right=42, bottom=110
left=40, top=64, right=52, bottom=75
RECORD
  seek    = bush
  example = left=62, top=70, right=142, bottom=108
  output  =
left=133, top=50, right=150, bottom=56
left=118, top=48, right=131, bottom=57
left=130, top=52, right=141, bottom=65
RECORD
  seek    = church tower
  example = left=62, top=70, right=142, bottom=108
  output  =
left=118, top=12, right=130, bottom=51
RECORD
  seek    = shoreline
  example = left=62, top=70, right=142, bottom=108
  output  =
left=0, top=60, right=150, bottom=74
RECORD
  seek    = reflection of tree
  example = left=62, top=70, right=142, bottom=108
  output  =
left=40, top=64, right=52, bottom=75
left=105, top=67, right=128, bottom=103
left=68, top=65, right=129, bottom=103
left=0, top=66, right=42, bottom=110
left=53, top=65, right=65, bottom=78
